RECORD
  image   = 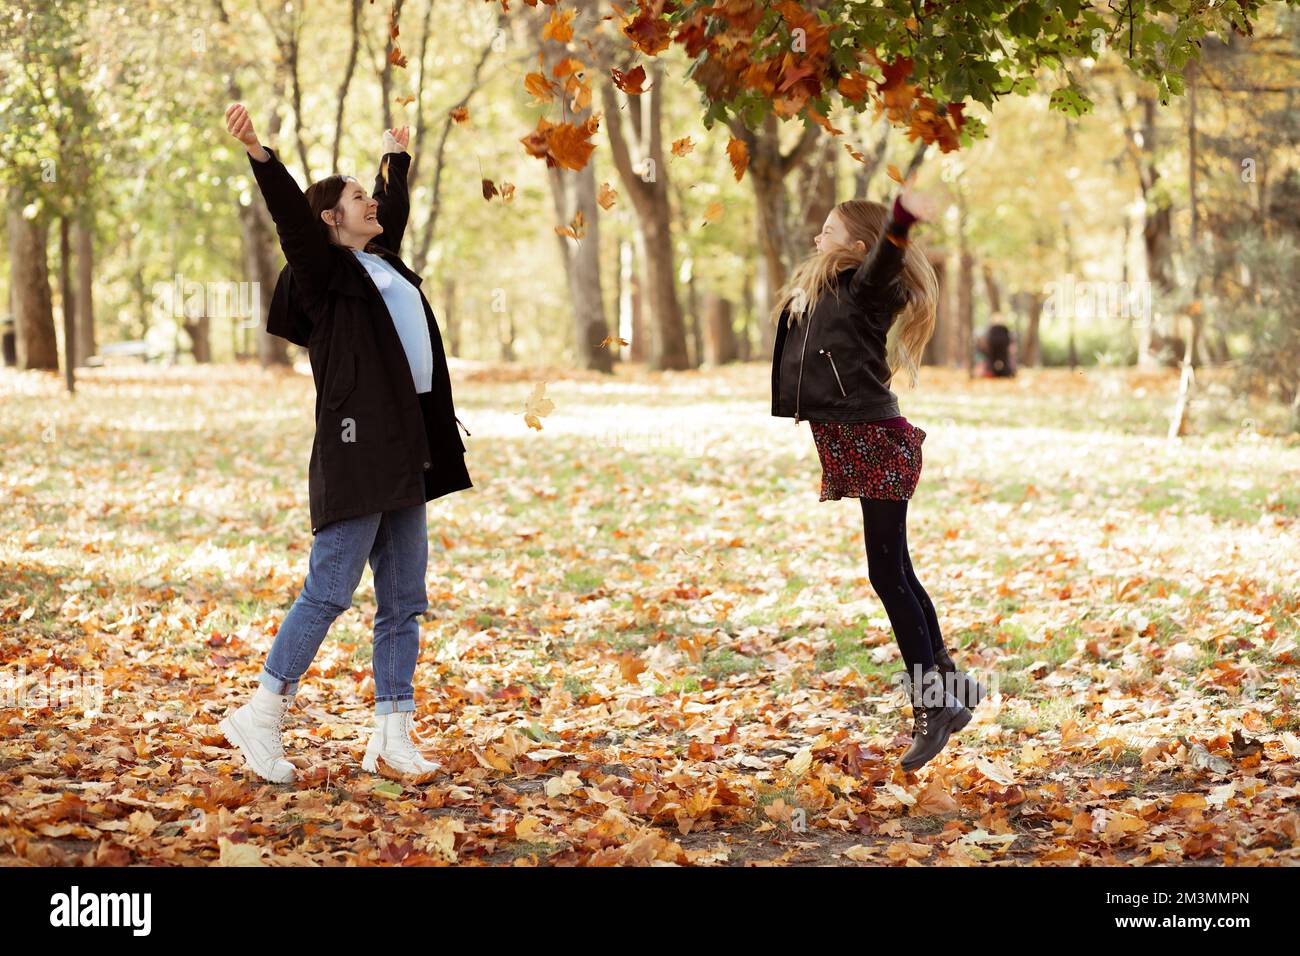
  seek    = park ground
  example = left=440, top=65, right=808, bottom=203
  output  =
left=1, top=359, right=1298, bottom=866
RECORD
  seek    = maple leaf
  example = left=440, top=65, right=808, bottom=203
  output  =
left=448, top=106, right=471, bottom=125
left=542, top=7, right=575, bottom=44
left=525, top=71, right=559, bottom=102
left=596, top=182, right=618, bottom=209
left=670, top=136, right=694, bottom=157
left=611, top=64, right=648, bottom=94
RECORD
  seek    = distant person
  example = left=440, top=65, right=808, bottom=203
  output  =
left=770, top=182, right=985, bottom=772
left=975, top=322, right=1017, bottom=377
left=218, top=103, right=472, bottom=785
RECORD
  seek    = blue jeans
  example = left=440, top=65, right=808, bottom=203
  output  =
left=259, top=502, right=428, bottom=714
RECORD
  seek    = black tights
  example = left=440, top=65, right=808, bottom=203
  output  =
left=859, top=497, right=946, bottom=674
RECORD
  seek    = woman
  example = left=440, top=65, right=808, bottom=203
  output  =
left=770, top=182, right=985, bottom=772
left=217, top=103, right=472, bottom=784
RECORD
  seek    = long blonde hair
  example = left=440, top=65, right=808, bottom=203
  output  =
left=770, top=199, right=939, bottom=389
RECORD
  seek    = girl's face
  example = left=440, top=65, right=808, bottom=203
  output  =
left=815, top=208, right=866, bottom=256
left=323, top=178, right=382, bottom=246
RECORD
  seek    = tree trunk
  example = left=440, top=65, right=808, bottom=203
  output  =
left=59, top=217, right=76, bottom=392
left=1024, top=292, right=1044, bottom=368
left=547, top=159, right=614, bottom=373
left=240, top=199, right=289, bottom=367
left=8, top=190, right=58, bottom=371
left=601, top=70, right=689, bottom=370
left=704, top=293, right=737, bottom=365
left=74, top=214, right=96, bottom=366
left=443, top=277, right=459, bottom=358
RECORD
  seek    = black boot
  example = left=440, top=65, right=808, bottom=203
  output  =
left=900, top=664, right=972, bottom=772
left=932, top=642, right=986, bottom=710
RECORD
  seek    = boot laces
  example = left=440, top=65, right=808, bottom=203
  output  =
left=393, top=712, right=425, bottom=762
left=270, top=699, right=291, bottom=756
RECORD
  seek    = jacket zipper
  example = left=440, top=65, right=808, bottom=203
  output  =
left=819, top=348, right=847, bottom=397
left=794, top=309, right=813, bottom=422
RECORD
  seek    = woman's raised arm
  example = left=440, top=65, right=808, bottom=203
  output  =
left=225, top=103, right=332, bottom=302
left=372, top=126, right=412, bottom=255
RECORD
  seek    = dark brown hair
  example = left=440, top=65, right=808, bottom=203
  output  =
left=304, top=174, right=391, bottom=256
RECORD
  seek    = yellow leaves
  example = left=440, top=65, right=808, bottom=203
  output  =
left=700, top=201, right=723, bottom=227
left=786, top=746, right=812, bottom=777
left=523, top=382, right=555, bottom=430
left=974, top=755, right=1016, bottom=785
left=545, top=770, right=583, bottom=798
left=886, top=840, right=932, bottom=862
left=216, top=836, right=266, bottom=866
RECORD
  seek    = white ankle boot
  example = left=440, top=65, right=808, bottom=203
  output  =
left=362, top=712, right=441, bottom=782
left=219, top=685, right=297, bottom=783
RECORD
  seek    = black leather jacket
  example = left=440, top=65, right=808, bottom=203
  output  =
left=771, top=211, right=913, bottom=423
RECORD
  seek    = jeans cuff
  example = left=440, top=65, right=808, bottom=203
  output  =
left=259, top=667, right=300, bottom=696
left=375, top=696, right=415, bottom=716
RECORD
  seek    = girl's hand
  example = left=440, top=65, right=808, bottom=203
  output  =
left=225, top=103, right=260, bottom=148
left=898, top=183, right=940, bottom=223
left=382, top=126, right=410, bottom=153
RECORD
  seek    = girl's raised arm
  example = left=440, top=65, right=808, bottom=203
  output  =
left=848, top=185, right=935, bottom=313
left=225, top=103, right=332, bottom=303
left=373, top=126, right=411, bottom=255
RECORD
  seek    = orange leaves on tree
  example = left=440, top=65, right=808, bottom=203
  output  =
left=622, top=0, right=673, bottom=56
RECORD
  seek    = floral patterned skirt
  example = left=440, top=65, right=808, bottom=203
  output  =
left=809, top=420, right=926, bottom=501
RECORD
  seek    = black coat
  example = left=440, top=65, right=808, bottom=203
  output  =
left=248, top=146, right=472, bottom=534
left=771, top=211, right=914, bottom=423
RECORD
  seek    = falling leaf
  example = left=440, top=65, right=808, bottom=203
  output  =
left=523, top=381, right=555, bottom=431
left=726, top=136, right=748, bottom=182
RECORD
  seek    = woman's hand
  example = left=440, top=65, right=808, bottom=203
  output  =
left=382, top=125, right=410, bottom=154
left=898, top=182, right=940, bottom=223
left=226, top=103, right=269, bottom=161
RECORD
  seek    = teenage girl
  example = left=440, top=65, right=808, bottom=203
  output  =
left=217, top=103, right=472, bottom=784
left=770, top=183, right=985, bottom=771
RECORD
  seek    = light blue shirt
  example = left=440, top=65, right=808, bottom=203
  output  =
left=352, top=249, right=432, bottom=394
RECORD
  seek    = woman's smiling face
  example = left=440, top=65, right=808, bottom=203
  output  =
left=322, top=177, right=382, bottom=245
